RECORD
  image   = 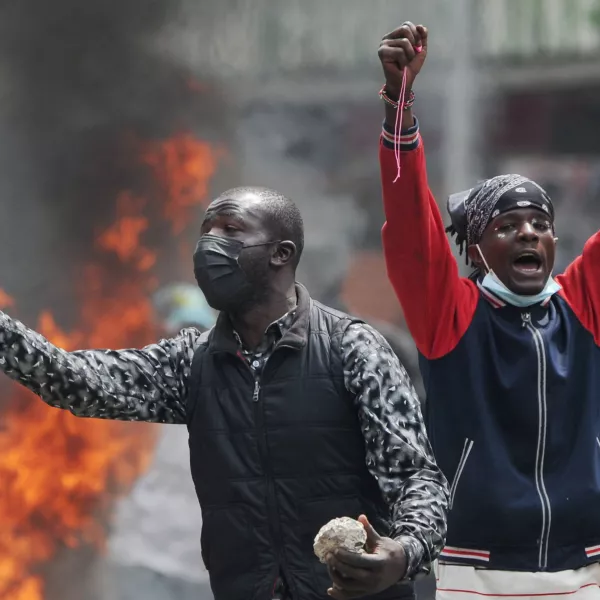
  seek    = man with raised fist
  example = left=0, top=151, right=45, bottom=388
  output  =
left=378, top=20, right=600, bottom=599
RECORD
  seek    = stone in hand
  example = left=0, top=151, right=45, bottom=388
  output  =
left=313, top=517, right=367, bottom=563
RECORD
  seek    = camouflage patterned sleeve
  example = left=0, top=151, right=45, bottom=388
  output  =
left=342, top=322, right=449, bottom=579
left=0, top=310, right=202, bottom=423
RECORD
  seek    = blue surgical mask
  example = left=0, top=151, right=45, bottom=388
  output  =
left=481, top=270, right=561, bottom=307
left=476, top=245, right=561, bottom=308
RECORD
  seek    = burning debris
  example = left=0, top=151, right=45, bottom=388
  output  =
left=142, top=134, right=225, bottom=235
left=0, top=290, right=14, bottom=310
left=0, top=131, right=221, bottom=599
left=0, top=0, right=232, bottom=596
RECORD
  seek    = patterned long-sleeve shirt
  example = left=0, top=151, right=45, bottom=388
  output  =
left=0, top=308, right=448, bottom=578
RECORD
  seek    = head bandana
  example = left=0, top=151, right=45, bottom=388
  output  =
left=446, top=174, right=554, bottom=260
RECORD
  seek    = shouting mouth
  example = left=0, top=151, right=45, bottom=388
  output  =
left=512, top=251, right=542, bottom=274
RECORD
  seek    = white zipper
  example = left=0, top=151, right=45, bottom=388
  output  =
left=522, top=311, right=551, bottom=570
left=449, top=438, right=474, bottom=509
left=252, top=380, right=260, bottom=402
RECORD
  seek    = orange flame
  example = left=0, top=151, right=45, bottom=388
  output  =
left=97, top=192, right=157, bottom=272
left=0, top=289, right=14, bottom=310
left=0, top=131, right=221, bottom=599
left=142, top=133, right=224, bottom=234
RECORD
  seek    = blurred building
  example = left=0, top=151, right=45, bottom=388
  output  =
left=480, top=0, right=600, bottom=270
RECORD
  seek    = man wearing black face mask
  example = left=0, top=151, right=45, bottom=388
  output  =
left=0, top=186, right=448, bottom=600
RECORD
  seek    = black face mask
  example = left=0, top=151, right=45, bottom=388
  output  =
left=193, top=233, right=277, bottom=313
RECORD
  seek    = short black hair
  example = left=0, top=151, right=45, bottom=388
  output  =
left=223, top=186, right=305, bottom=268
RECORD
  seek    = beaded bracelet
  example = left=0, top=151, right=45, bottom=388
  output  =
left=379, top=85, right=415, bottom=110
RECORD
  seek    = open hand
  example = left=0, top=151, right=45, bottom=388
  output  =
left=325, top=515, right=407, bottom=599
left=378, top=22, right=428, bottom=99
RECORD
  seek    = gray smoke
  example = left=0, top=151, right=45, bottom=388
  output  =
left=0, top=0, right=231, bottom=322
left=0, top=2, right=230, bottom=598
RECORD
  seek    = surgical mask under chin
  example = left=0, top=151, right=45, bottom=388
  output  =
left=476, top=245, right=561, bottom=308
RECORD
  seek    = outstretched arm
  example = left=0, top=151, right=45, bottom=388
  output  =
left=378, top=23, right=478, bottom=360
left=556, top=231, right=600, bottom=345
left=0, top=310, right=202, bottom=423
left=342, top=322, right=449, bottom=579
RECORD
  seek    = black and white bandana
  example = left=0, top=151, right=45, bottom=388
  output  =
left=447, top=174, right=554, bottom=253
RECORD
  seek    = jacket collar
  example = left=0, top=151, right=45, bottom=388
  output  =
left=208, top=283, right=311, bottom=355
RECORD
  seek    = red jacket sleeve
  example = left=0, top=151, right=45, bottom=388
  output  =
left=556, top=232, right=600, bottom=345
left=380, top=123, right=479, bottom=360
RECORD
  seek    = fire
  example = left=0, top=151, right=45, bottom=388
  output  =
left=0, top=289, right=14, bottom=310
left=0, top=132, right=220, bottom=599
left=97, top=192, right=157, bottom=272
left=142, top=133, right=224, bottom=234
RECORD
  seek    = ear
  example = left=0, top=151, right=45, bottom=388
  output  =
left=467, top=244, right=485, bottom=271
left=271, top=241, right=296, bottom=267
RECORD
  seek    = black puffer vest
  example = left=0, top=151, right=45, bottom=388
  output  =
left=186, top=284, right=414, bottom=600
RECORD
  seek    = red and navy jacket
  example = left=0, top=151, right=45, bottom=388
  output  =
left=380, top=119, right=600, bottom=573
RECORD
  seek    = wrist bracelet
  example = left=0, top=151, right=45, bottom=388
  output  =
left=379, top=84, right=415, bottom=110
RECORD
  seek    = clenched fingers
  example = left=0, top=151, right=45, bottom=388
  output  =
left=378, top=38, right=417, bottom=70
left=382, top=22, right=419, bottom=45
left=332, top=548, right=384, bottom=570
left=416, top=24, right=428, bottom=47
left=328, top=569, right=371, bottom=594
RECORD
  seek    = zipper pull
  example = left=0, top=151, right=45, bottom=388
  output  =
left=521, top=312, right=531, bottom=328
left=253, top=380, right=260, bottom=402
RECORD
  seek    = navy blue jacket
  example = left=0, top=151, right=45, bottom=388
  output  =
left=380, top=124, right=600, bottom=572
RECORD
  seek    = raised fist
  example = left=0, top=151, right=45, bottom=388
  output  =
left=378, top=22, right=428, bottom=99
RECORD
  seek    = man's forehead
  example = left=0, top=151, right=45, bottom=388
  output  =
left=205, top=192, right=266, bottom=218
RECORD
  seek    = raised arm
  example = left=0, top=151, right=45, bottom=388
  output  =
left=556, top=231, right=600, bottom=345
left=378, top=23, right=478, bottom=359
left=0, top=310, right=202, bottom=423
left=342, top=323, right=449, bottom=581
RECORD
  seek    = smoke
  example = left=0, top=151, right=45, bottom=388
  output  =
left=0, top=0, right=195, bottom=147
left=0, top=0, right=231, bottom=322
left=0, top=3, right=233, bottom=598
